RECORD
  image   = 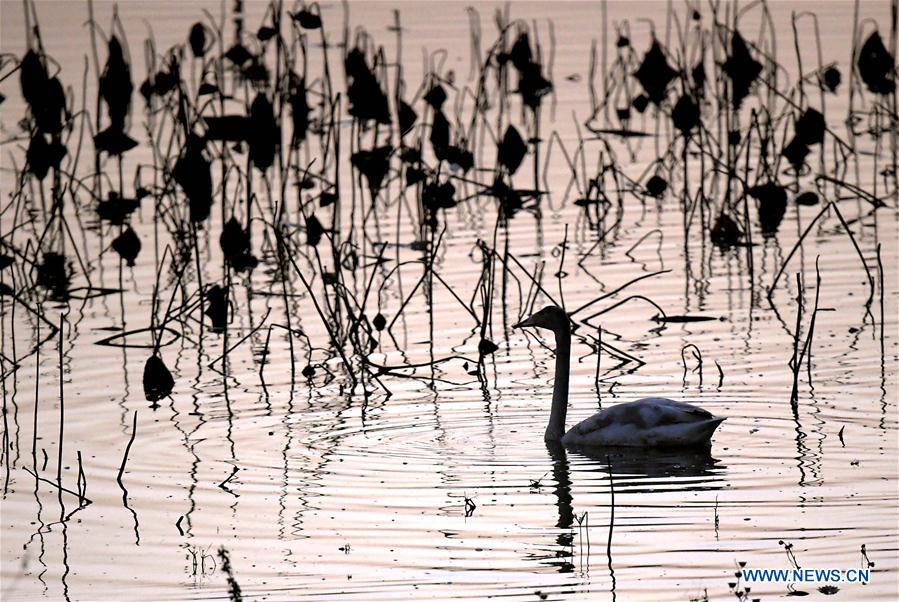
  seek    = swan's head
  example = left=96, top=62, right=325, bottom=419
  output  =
left=514, top=305, right=570, bottom=334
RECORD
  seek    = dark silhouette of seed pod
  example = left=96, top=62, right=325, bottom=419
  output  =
left=173, top=137, right=213, bottom=223
left=112, top=226, right=141, bottom=266
left=153, top=70, right=178, bottom=96
left=671, top=95, right=700, bottom=134
left=444, top=146, right=474, bottom=173
left=821, top=66, right=841, bottom=92
left=631, top=94, right=649, bottom=113
left=139, top=78, right=153, bottom=101
left=782, top=136, right=810, bottom=171
left=20, top=50, right=48, bottom=110
left=710, top=212, right=743, bottom=248
left=249, top=93, right=277, bottom=171
left=857, top=31, right=895, bottom=95
left=574, top=196, right=601, bottom=207
left=198, top=82, right=218, bottom=96
left=344, top=47, right=391, bottom=124
left=430, top=110, right=450, bottom=160
left=487, top=178, right=525, bottom=219
left=204, top=284, right=229, bottom=332
left=405, top=166, right=426, bottom=187
left=517, top=61, right=552, bottom=109
left=509, top=32, right=533, bottom=72
left=241, top=59, right=268, bottom=82
left=97, top=193, right=140, bottom=225
left=288, top=73, right=310, bottom=144
left=634, top=40, right=677, bottom=105
left=319, top=192, right=338, bottom=208
left=498, top=125, right=527, bottom=174
left=372, top=313, right=386, bottom=331
left=423, top=181, right=456, bottom=210
left=35, top=76, right=66, bottom=135
left=423, top=84, right=447, bottom=110
left=20, top=50, right=66, bottom=135
left=220, top=217, right=257, bottom=272
left=795, top=108, right=825, bottom=145
left=220, top=216, right=249, bottom=259
left=0, top=255, right=13, bottom=271
left=301, top=365, right=315, bottom=378
left=99, top=36, right=133, bottom=132
left=37, top=252, right=70, bottom=298
left=37, top=252, right=68, bottom=283
left=291, top=9, right=322, bottom=29
left=224, top=43, right=253, bottom=67
left=231, top=253, right=258, bottom=272
left=242, top=60, right=269, bottom=83
left=722, top=31, right=762, bottom=109
left=49, top=135, right=67, bottom=170
left=400, top=147, right=422, bottom=164
left=748, top=182, right=787, bottom=236
left=344, top=46, right=367, bottom=80
left=203, top=115, right=251, bottom=142
left=305, top=214, right=325, bottom=246
left=645, top=175, right=668, bottom=198
left=189, top=22, right=206, bottom=57
left=478, top=339, right=499, bottom=356
left=398, top=100, right=417, bottom=137
left=794, top=191, right=820, bottom=206
left=26, top=132, right=66, bottom=180
left=143, top=354, right=174, bottom=404
left=351, top=145, right=392, bottom=196
left=257, top=26, right=277, bottom=41
left=93, top=126, right=139, bottom=155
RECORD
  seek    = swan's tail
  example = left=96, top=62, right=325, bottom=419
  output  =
left=695, top=416, right=726, bottom=441
left=670, top=416, right=725, bottom=447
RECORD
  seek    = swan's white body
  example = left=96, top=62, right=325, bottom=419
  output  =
left=515, top=306, right=725, bottom=448
left=561, top=397, right=725, bottom=447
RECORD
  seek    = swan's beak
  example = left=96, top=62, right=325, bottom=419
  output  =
left=513, top=315, right=537, bottom=329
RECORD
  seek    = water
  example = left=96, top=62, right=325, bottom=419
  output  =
left=1, top=1, right=897, bottom=600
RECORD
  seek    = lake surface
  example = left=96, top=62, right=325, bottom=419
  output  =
left=1, top=1, right=897, bottom=601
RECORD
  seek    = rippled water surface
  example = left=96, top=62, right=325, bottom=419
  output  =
left=1, top=1, right=897, bottom=601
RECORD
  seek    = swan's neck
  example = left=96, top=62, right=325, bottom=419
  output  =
left=546, top=326, right=570, bottom=442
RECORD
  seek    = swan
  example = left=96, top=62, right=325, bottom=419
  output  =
left=514, top=306, right=725, bottom=448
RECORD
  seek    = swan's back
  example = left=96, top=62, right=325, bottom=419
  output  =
left=562, top=397, right=724, bottom=448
